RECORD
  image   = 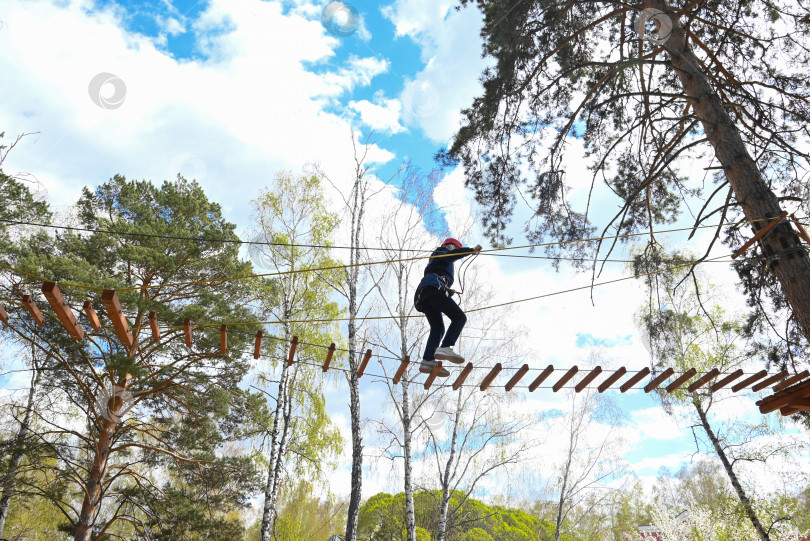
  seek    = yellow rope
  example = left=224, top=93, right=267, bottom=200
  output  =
left=152, top=253, right=729, bottom=330
left=0, top=263, right=107, bottom=291
left=0, top=216, right=785, bottom=294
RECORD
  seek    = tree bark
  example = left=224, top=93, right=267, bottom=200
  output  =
left=74, top=417, right=116, bottom=541
left=435, top=392, right=461, bottom=541
left=652, top=0, right=810, bottom=342
left=693, top=398, right=770, bottom=541
left=554, top=404, right=576, bottom=541
left=259, top=358, right=291, bottom=541
left=402, top=380, right=417, bottom=541
left=0, top=362, right=41, bottom=538
left=344, top=161, right=366, bottom=541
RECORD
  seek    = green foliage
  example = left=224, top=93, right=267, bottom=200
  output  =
left=1, top=174, right=267, bottom=537
left=246, top=480, right=346, bottom=541
left=358, top=490, right=554, bottom=541
left=609, top=481, right=653, bottom=541
left=2, top=457, right=71, bottom=540
left=250, top=171, right=345, bottom=479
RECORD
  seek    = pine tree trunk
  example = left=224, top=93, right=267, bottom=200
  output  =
left=0, top=364, right=40, bottom=538
left=693, top=398, right=770, bottom=541
left=74, top=417, right=117, bottom=541
left=652, top=0, right=810, bottom=342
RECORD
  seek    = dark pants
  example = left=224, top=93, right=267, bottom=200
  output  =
left=421, top=288, right=467, bottom=361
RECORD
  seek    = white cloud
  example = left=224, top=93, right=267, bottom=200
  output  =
left=630, top=407, right=685, bottom=440
left=325, top=55, right=391, bottom=94
left=388, top=1, right=491, bottom=142
left=628, top=453, right=690, bottom=474
left=156, top=15, right=185, bottom=36
left=0, top=0, right=392, bottom=221
left=382, top=0, right=453, bottom=38
left=349, top=95, right=404, bottom=134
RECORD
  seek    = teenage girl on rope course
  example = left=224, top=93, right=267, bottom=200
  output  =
left=414, top=237, right=482, bottom=377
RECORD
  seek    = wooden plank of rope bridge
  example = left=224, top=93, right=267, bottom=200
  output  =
left=790, top=397, right=810, bottom=411
left=323, top=342, right=335, bottom=372
left=780, top=396, right=810, bottom=415
left=480, top=363, right=502, bottom=391
left=424, top=361, right=443, bottom=390
left=598, top=367, right=627, bottom=393
left=183, top=318, right=192, bottom=348
left=687, top=368, right=719, bottom=392
left=287, top=336, right=298, bottom=366
left=42, top=282, right=84, bottom=340
left=774, top=370, right=810, bottom=392
left=751, top=370, right=788, bottom=392
left=644, top=367, right=674, bottom=393
left=620, top=367, right=651, bottom=393
left=254, top=331, right=263, bottom=360
left=756, top=382, right=810, bottom=411
left=553, top=366, right=579, bottom=392
left=711, top=369, right=744, bottom=392
left=453, top=363, right=473, bottom=391
left=148, top=311, right=160, bottom=342
left=506, top=365, right=530, bottom=392
left=757, top=379, right=810, bottom=414
left=666, top=368, right=696, bottom=393
left=83, top=301, right=101, bottom=331
left=220, top=325, right=228, bottom=355
left=529, top=365, right=554, bottom=392
left=0, top=304, right=8, bottom=325
left=731, top=370, right=767, bottom=392
left=575, top=366, right=602, bottom=393
left=357, top=349, right=372, bottom=378
left=393, top=356, right=410, bottom=384
left=21, top=295, right=45, bottom=326
left=790, top=213, right=810, bottom=245
left=732, top=211, right=787, bottom=259
left=102, top=290, right=134, bottom=349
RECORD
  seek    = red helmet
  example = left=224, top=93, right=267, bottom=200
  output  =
left=442, top=238, right=462, bottom=249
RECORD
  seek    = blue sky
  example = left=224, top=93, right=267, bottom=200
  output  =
left=0, top=0, right=805, bottom=505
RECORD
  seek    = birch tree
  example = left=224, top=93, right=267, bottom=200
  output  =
left=367, top=165, right=448, bottom=541
left=415, top=276, right=534, bottom=541
left=637, top=253, right=805, bottom=540
left=0, top=344, right=44, bottom=539
left=251, top=170, right=344, bottom=541
left=314, top=131, right=398, bottom=541
left=546, top=387, right=627, bottom=541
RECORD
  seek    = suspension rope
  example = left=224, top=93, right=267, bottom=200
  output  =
left=138, top=253, right=730, bottom=330
left=0, top=216, right=791, bottom=294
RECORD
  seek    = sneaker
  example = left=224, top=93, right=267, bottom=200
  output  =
left=419, top=359, right=450, bottom=377
left=433, top=346, right=465, bottom=364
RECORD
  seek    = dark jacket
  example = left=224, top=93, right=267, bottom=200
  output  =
left=423, top=245, right=476, bottom=288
